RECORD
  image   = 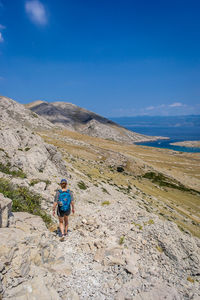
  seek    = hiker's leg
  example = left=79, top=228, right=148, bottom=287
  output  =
left=64, top=215, right=69, bottom=234
left=58, top=217, right=64, bottom=235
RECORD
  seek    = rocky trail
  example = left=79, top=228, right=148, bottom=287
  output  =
left=1, top=181, right=200, bottom=300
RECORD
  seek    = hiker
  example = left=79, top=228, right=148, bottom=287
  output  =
left=53, top=179, right=75, bottom=241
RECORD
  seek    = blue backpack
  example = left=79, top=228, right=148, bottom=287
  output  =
left=58, top=189, right=71, bottom=212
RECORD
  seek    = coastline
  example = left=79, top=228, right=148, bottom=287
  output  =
left=170, top=140, right=200, bottom=148
left=134, top=136, right=169, bottom=144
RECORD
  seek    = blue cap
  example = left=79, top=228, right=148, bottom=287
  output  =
left=60, top=179, right=67, bottom=184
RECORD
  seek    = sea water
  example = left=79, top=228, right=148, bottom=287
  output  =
left=131, top=126, right=200, bottom=153
left=111, top=117, right=200, bottom=153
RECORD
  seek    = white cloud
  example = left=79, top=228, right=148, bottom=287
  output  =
left=146, top=106, right=155, bottom=111
left=25, top=0, right=47, bottom=25
left=169, top=102, right=183, bottom=107
left=0, top=32, right=4, bottom=43
left=144, top=104, right=166, bottom=112
left=110, top=103, right=200, bottom=117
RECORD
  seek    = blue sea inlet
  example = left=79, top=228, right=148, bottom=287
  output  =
left=130, top=126, right=200, bottom=153
left=111, top=116, right=200, bottom=153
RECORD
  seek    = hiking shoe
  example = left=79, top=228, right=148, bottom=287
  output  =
left=60, top=235, right=65, bottom=242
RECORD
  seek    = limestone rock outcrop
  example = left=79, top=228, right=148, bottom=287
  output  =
left=0, top=212, right=63, bottom=299
left=0, top=96, right=67, bottom=179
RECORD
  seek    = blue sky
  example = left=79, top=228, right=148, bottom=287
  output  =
left=0, top=0, right=200, bottom=117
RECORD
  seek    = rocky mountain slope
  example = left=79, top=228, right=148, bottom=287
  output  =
left=0, top=96, right=67, bottom=179
left=25, top=100, right=165, bottom=143
left=0, top=96, right=200, bottom=299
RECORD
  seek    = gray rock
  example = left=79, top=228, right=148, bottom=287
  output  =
left=0, top=96, right=67, bottom=179
left=132, top=284, right=181, bottom=300
left=4, top=276, right=61, bottom=300
left=0, top=193, right=12, bottom=228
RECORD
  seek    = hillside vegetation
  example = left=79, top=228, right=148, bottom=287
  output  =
left=39, top=128, right=200, bottom=238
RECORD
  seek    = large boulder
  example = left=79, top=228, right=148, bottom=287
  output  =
left=0, top=212, right=67, bottom=299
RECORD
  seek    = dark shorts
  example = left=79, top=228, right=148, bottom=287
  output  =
left=57, top=207, right=71, bottom=217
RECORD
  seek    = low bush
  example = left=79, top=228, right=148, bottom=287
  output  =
left=30, top=179, right=51, bottom=187
left=0, top=162, right=27, bottom=178
left=156, top=245, right=163, bottom=253
left=147, top=219, right=154, bottom=225
left=0, top=178, right=52, bottom=226
left=101, top=200, right=110, bottom=206
left=187, top=277, right=195, bottom=283
left=142, top=171, right=200, bottom=195
left=102, top=187, right=110, bottom=194
left=32, top=112, right=38, bottom=118
left=119, top=235, right=125, bottom=245
left=131, top=221, right=143, bottom=230
left=77, top=180, right=87, bottom=190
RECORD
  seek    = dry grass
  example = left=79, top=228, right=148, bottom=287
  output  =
left=38, top=128, right=200, bottom=237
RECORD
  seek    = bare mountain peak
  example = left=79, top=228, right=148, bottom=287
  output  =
left=25, top=100, right=47, bottom=109
left=26, top=99, right=162, bottom=143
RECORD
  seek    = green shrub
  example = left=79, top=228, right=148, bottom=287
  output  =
left=30, top=179, right=41, bottom=186
left=131, top=221, right=143, bottom=230
left=148, top=219, right=154, bottom=225
left=77, top=180, right=87, bottom=190
left=119, top=235, right=125, bottom=245
left=142, top=171, right=200, bottom=194
left=32, top=112, right=38, bottom=118
left=25, top=147, right=31, bottom=152
left=156, top=245, right=163, bottom=253
left=127, top=185, right=132, bottom=193
left=30, top=179, right=51, bottom=187
left=102, top=187, right=110, bottom=194
left=101, top=200, right=110, bottom=206
left=0, top=178, right=52, bottom=226
left=187, top=277, right=195, bottom=283
left=0, top=162, right=27, bottom=178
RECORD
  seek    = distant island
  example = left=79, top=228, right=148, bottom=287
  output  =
left=170, top=141, right=200, bottom=148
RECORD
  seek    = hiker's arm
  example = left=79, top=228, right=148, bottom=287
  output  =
left=53, top=191, right=59, bottom=216
left=52, top=202, right=57, bottom=216
left=70, top=191, right=75, bottom=214
left=71, top=200, right=75, bottom=214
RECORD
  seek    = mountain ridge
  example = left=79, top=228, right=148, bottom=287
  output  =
left=25, top=100, right=167, bottom=143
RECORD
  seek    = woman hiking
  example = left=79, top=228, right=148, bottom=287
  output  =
left=53, top=179, right=75, bottom=241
